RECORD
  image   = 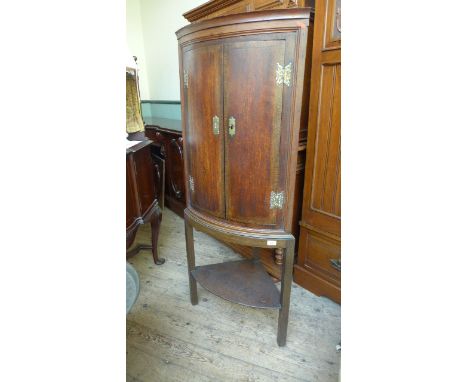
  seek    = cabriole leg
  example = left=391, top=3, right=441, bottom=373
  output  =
left=150, top=207, right=165, bottom=265
left=185, top=218, right=198, bottom=305
left=277, top=239, right=295, bottom=346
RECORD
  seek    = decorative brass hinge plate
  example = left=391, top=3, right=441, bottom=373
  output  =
left=270, top=191, right=285, bottom=209
left=213, top=115, right=220, bottom=135
left=276, top=63, right=292, bottom=87
left=183, top=70, right=188, bottom=88
left=188, top=175, right=194, bottom=192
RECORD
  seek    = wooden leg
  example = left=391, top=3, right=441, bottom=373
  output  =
left=277, top=239, right=295, bottom=346
left=185, top=218, right=198, bottom=305
left=150, top=207, right=165, bottom=265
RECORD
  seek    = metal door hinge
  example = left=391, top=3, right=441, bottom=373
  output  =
left=188, top=175, right=194, bottom=192
left=270, top=191, right=285, bottom=209
left=183, top=70, right=188, bottom=88
left=276, top=63, right=292, bottom=87
left=213, top=115, right=220, bottom=135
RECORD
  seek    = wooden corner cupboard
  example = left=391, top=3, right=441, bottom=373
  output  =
left=177, top=7, right=313, bottom=346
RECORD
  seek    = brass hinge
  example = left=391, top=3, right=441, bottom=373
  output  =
left=212, top=115, right=220, bottom=135
left=188, top=175, right=194, bottom=192
left=183, top=70, right=188, bottom=88
left=270, top=191, right=285, bottom=209
left=276, top=63, right=292, bottom=87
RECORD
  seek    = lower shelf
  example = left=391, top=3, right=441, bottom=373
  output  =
left=191, top=259, right=281, bottom=309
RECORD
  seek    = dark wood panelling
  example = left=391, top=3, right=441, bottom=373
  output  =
left=294, top=0, right=340, bottom=303
left=310, top=64, right=341, bottom=217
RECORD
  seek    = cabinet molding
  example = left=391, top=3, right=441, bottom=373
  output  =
left=183, top=0, right=313, bottom=22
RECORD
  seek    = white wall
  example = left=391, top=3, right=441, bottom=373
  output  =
left=127, top=0, right=206, bottom=101
left=126, top=0, right=150, bottom=100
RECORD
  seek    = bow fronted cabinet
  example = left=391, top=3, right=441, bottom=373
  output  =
left=178, top=2, right=315, bottom=282
left=177, top=7, right=314, bottom=345
left=177, top=8, right=312, bottom=238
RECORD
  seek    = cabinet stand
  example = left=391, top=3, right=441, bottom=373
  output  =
left=184, top=208, right=295, bottom=346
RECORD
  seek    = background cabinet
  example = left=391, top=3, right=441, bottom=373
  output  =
left=294, top=0, right=341, bottom=303
left=145, top=121, right=186, bottom=217
left=126, top=140, right=164, bottom=264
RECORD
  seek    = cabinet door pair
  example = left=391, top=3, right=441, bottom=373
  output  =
left=182, top=34, right=296, bottom=230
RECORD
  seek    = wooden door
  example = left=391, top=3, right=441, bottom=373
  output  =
left=223, top=37, right=293, bottom=228
left=294, top=0, right=341, bottom=303
left=183, top=43, right=225, bottom=218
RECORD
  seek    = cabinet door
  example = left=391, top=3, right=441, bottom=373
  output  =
left=223, top=38, right=290, bottom=228
left=133, top=145, right=157, bottom=215
left=126, top=154, right=140, bottom=228
left=183, top=43, right=225, bottom=218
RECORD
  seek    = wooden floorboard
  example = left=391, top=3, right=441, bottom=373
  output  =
left=127, top=343, right=213, bottom=382
left=127, top=209, right=341, bottom=381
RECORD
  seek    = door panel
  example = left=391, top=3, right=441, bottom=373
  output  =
left=133, top=145, right=156, bottom=215
left=308, top=62, right=341, bottom=236
left=126, top=155, right=139, bottom=228
left=224, top=39, right=287, bottom=226
left=183, top=44, right=225, bottom=218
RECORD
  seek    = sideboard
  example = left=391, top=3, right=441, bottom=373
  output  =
left=126, top=140, right=165, bottom=264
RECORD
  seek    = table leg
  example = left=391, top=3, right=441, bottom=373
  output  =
left=150, top=207, right=165, bottom=265
left=277, top=239, right=295, bottom=346
left=185, top=218, right=198, bottom=305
